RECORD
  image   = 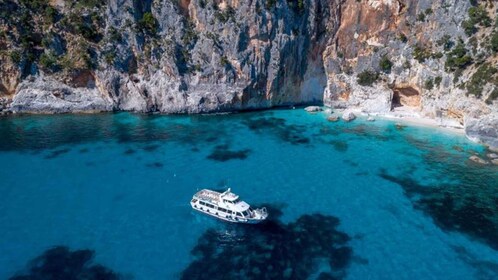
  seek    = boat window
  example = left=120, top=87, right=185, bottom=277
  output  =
left=199, top=201, right=205, bottom=206
left=237, top=213, right=242, bottom=217
left=228, top=210, right=233, bottom=214
left=219, top=208, right=226, bottom=213
left=242, top=211, right=249, bottom=217
left=233, top=199, right=240, bottom=204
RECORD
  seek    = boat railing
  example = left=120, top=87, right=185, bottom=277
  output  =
left=255, top=207, right=267, bottom=218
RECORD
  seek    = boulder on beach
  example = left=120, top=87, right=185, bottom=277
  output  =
left=469, top=155, right=488, bottom=165
left=327, top=116, right=339, bottom=122
left=342, top=111, right=356, bottom=122
left=305, top=106, right=322, bottom=113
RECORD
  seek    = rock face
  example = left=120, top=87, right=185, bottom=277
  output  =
left=321, top=0, right=498, bottom=148
left=0, top=0, right=497, bottom=147
left=1, top=0, right=337, bottom=114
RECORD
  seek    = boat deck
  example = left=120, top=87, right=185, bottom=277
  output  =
left=193, top=189, right=222, bottom=204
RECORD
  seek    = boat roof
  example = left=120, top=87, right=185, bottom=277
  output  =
left=194, top=189, right=222, bottom=204
left=193, top=188, right=249, bottom=211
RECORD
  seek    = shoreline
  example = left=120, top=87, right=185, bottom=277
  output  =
left=368, top=113, right=466, bottom=135
left=326, top=108, right=466, bottom=135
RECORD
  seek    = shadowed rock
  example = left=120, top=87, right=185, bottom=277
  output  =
left=9, top=246, right=122, bottom=280
left=181, top=212, right=352, bottom=280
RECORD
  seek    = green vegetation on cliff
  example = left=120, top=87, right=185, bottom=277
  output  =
left=357, top=71, right=379, bottom=87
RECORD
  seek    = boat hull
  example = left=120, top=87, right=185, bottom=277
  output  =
left=190, top=202, right=264, bottom=224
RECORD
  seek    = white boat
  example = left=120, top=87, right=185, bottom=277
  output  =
left=190, top=188, right=268, bottom=223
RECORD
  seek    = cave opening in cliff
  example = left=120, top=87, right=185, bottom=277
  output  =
left=391, top=87, right=421, bottom=111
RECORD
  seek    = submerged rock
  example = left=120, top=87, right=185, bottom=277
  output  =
left=342, top=111, right=356, bottom=122
left=327, top=116, right=339, bottom=122
left=9, top=246, right=121, bottom=280
left=487, top=153, right=498, bottom=159
left=305, top=106, right=322, bottom=113
left=181, top=212, right=353, bottom=279
left=469, top=155, right=489, bottom=165
left=367, top=116, right=375, bottom=122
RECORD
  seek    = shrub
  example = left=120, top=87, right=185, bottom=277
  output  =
left=287, top=0, right=305, bottom=14
left=445, top=42, right=473, bottom=71
left=44, top=6, right=58, bottom=24
left=491, top=32, right=498, bottom=53
left=485, top=88, right=498, bottom=104
left=379, top=56, right=393, bottom=73
left=436, top=35, right=454, bottom=51
left=182, top=20, right=198, bottom=47
left=266, top=0, right=276, bottom=9
left=462, top=5, right=492, bottom=36
left=357, top=70, right=379, bottom=86
left=39, top=52, right=58, bottom=70
left=434, top=76, right=442, bottom=87
left=412, top=45, right=432, bottom=63
left=9, top=50, right=21, bottom=63
left=425, top=78, right=434, bottom=90
left=214, top=6, right=235, bottom=23
left=417, top=12, right=426, bottom=22
left=220, top=56, right=230, bottom=67
left=466, top=63, right=497, bottom=98
left=138, top=12, right=158, bottom=35
left=398, top=33, right=407, bottom=43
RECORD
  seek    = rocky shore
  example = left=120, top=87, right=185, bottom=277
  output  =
left=0, top=0, right=497, bottom=148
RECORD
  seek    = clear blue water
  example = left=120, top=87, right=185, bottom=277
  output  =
left=0, top=109, right=497, bottom=279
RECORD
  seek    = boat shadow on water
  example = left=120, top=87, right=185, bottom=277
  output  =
left=181, top=204, right=354, bottom=280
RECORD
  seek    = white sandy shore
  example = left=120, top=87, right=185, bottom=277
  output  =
left=329, top=107, right=466, bottom=135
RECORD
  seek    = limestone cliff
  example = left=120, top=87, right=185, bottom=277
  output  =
left=0, top=0, right=497, bottom=147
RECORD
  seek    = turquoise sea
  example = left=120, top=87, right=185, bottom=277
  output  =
left=0, top=109, right=497, bottom=279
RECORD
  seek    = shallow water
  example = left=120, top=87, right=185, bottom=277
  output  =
left=0, top=109, right=497, bottom=279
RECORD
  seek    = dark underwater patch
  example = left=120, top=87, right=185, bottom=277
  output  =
left=207, top=144, right=251, bottom=162
left=244, top=117, right=311, bottom=145
left=146, top=162, right=164, bottom=168
left=142, top=144, right=160, bottom=152
left=340, top=124, right=392, bottom=142
left=9, top=246, right=122, bottom=280
left=181, top=212, right=353, bottom=279
left=79, top=148, right=89, bottom=153
left=0, top=113, right=232, bottom=152
left=379, top=170, right=498, bottom=251
left=124, top=148, right=136, bottom=155
left=329, top=140, right=349, bottom=152
left=44, top=148, right=71, bottom=159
